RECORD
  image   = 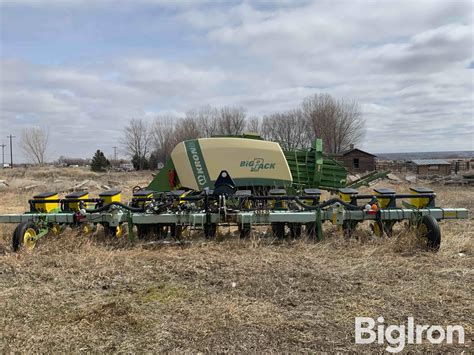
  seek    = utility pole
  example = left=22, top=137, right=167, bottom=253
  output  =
left=113, top=146, right=118, bottom=166
left=0, top=143, right=5, bottom=168
left=7, top=134, right=15, bottom=168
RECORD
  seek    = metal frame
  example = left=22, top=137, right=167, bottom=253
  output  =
left=0, top=207, right=467, bottom=226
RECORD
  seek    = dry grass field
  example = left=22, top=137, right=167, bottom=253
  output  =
left=0, top=167, right=472, bottom=352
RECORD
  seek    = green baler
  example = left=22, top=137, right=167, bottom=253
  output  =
left=148, top=136, right=347, bottom=193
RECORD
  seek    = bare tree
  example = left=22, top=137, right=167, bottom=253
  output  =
left=122, top=118, right=151, bottom=169
left=216, top=106, right=246, bottom=136
left=262, top=110, right=311, bottom=150
left=246, top=116, right=262, bottom=134
left=186, top=105, right=219, bottom=137
left=174, top=117, right=201, bottom=143
left=302, top=93, right=365, bottom=153
left=21, top=127, right=49, bottom=165
left=151, top=116, right=177, bottom=164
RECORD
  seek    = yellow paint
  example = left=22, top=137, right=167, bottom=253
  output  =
left=50, top=224, right=62, bottom=235
left=376, top=196, right=391, bottom=209
left=23, top=228, right=37, bottom=250
left=338, top=192, right=353, bottom=203
left=373, top=222, right=382, bottom=237
left=33, top=193, right=59, bottom=213
left=66, top=193, right=89, bottom=211
left=410, top=191, right=429, bottom=208
left=134, top=192, right=153, bottom=208
left=99, top=192, right=121, bottom=205
left=116, top=224, right=123, bottom=238
left=82, top=224, right=92, bottom=234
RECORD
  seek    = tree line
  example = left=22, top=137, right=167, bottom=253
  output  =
left=17, top=93, right=365, bottom=171
left=124, top=93, right=365, bottom=170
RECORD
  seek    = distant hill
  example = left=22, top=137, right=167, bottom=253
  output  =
left=375, top=151, right=474, bottom=161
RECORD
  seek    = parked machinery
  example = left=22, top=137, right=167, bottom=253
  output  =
left=0, top=136, right=468, bottom=252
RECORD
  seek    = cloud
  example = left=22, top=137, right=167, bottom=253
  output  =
left=0, top=0, right=472, bottom=162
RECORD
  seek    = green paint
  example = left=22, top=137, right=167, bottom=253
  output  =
left=283, top=138, right=347, bottom=190
left=240, top=158, right=276, bottom=172
left=147, top=158, right=176, bottom=192
left=316, top=208, right=322, bottom=241
left=231, top=177, right=291, bottom=187
left=185, top=140, right=212, bottom=189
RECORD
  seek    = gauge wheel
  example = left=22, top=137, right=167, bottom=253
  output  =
left=12, top=222, right=39, bottom=252
left=239, top=225, right=251, bottom=239
left=418, top=215, right=441, bottom=251
left=204, top=224, right=217, bottom=239
left=136, top=225, right=150, bottom=239
left=271, top=223, right=285, bottom=239
left=170, top=225, right=182, bottom=239
left=289, top=223, right=302, bottom=239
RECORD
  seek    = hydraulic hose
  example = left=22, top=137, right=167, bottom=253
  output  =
left=293, top=197, right=368, bottom=211
left=85, top=202, right=144, bottom=213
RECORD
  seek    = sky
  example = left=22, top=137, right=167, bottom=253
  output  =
left=0, top=0, right=473, bottom=162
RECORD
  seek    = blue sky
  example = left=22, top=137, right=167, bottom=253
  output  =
left=0, top=0, right=473, bottom=162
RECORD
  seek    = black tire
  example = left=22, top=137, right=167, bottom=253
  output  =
left=384, top=221, right=395, bottom=238
left=271, top=223, right=285, bottom=239
left=204, top=224, right=217, bottom=239
left=170, top=225, right=182, bottom=239
left=418, top=215, right=441, bottom=251
left=239, top=225, right=251, bottom=239
left=154, top=225, right=168, bottom=239
left=289, top=223, right=302, bottom=239
left=136, top=225, right=150, bottom=239
left=12, top=222, right=38, bottom=252
left=106, top=224, right=117, bottom=237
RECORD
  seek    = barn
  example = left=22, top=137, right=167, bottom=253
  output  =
left=409, top=159, right=451, bottom=176
left=338, top=147, right=376, bottom=173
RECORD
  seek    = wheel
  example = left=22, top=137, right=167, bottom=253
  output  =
left=239, top=225, right=251, bottom=239
left=49, top=223, right=63, bottom=236
left=289, top=223, right=302, bottom=239
left=271, top=223, right=285, bottom=239
left=170, top=225, right=182, bottom=239
left=371, top=221, right=383, bottom=237
left=343, top=220, right=358, bottom=238
left=151, top=225, right=168, bottom=239
left=106, top=224, right=123, bottom=237
left=418, top=215, right=441, bottom=251
left=204, top=224, right=217, bottom=239
left=12, top=222, right=39, bottom=252
left=136, top=225, right=150, bottom=239
left=371, top=221, right=394, bottom=237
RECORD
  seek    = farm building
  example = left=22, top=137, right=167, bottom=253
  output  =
left=409, top=159, right=451, bottom=175
left=337, top=146, right=376, bottom=173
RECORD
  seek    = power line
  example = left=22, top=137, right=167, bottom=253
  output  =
left=0, top=144, right=6, bottom=168
left=7, top=135, right=15, bottom=168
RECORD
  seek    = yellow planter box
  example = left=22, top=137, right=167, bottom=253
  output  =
left=374, top=188, right=396, bottom=209
left=65, top=191, right=89, bottom=211
left=133, top=190, right=154, bottom=208
left=99, top=190, right=122, bottom=205
left=410, top=187, right=434, bottom=208
left=33, top=192, right=59, bottom=213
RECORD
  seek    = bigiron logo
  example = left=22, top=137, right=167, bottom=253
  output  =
left=240, top=158, right=276, bottom=172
